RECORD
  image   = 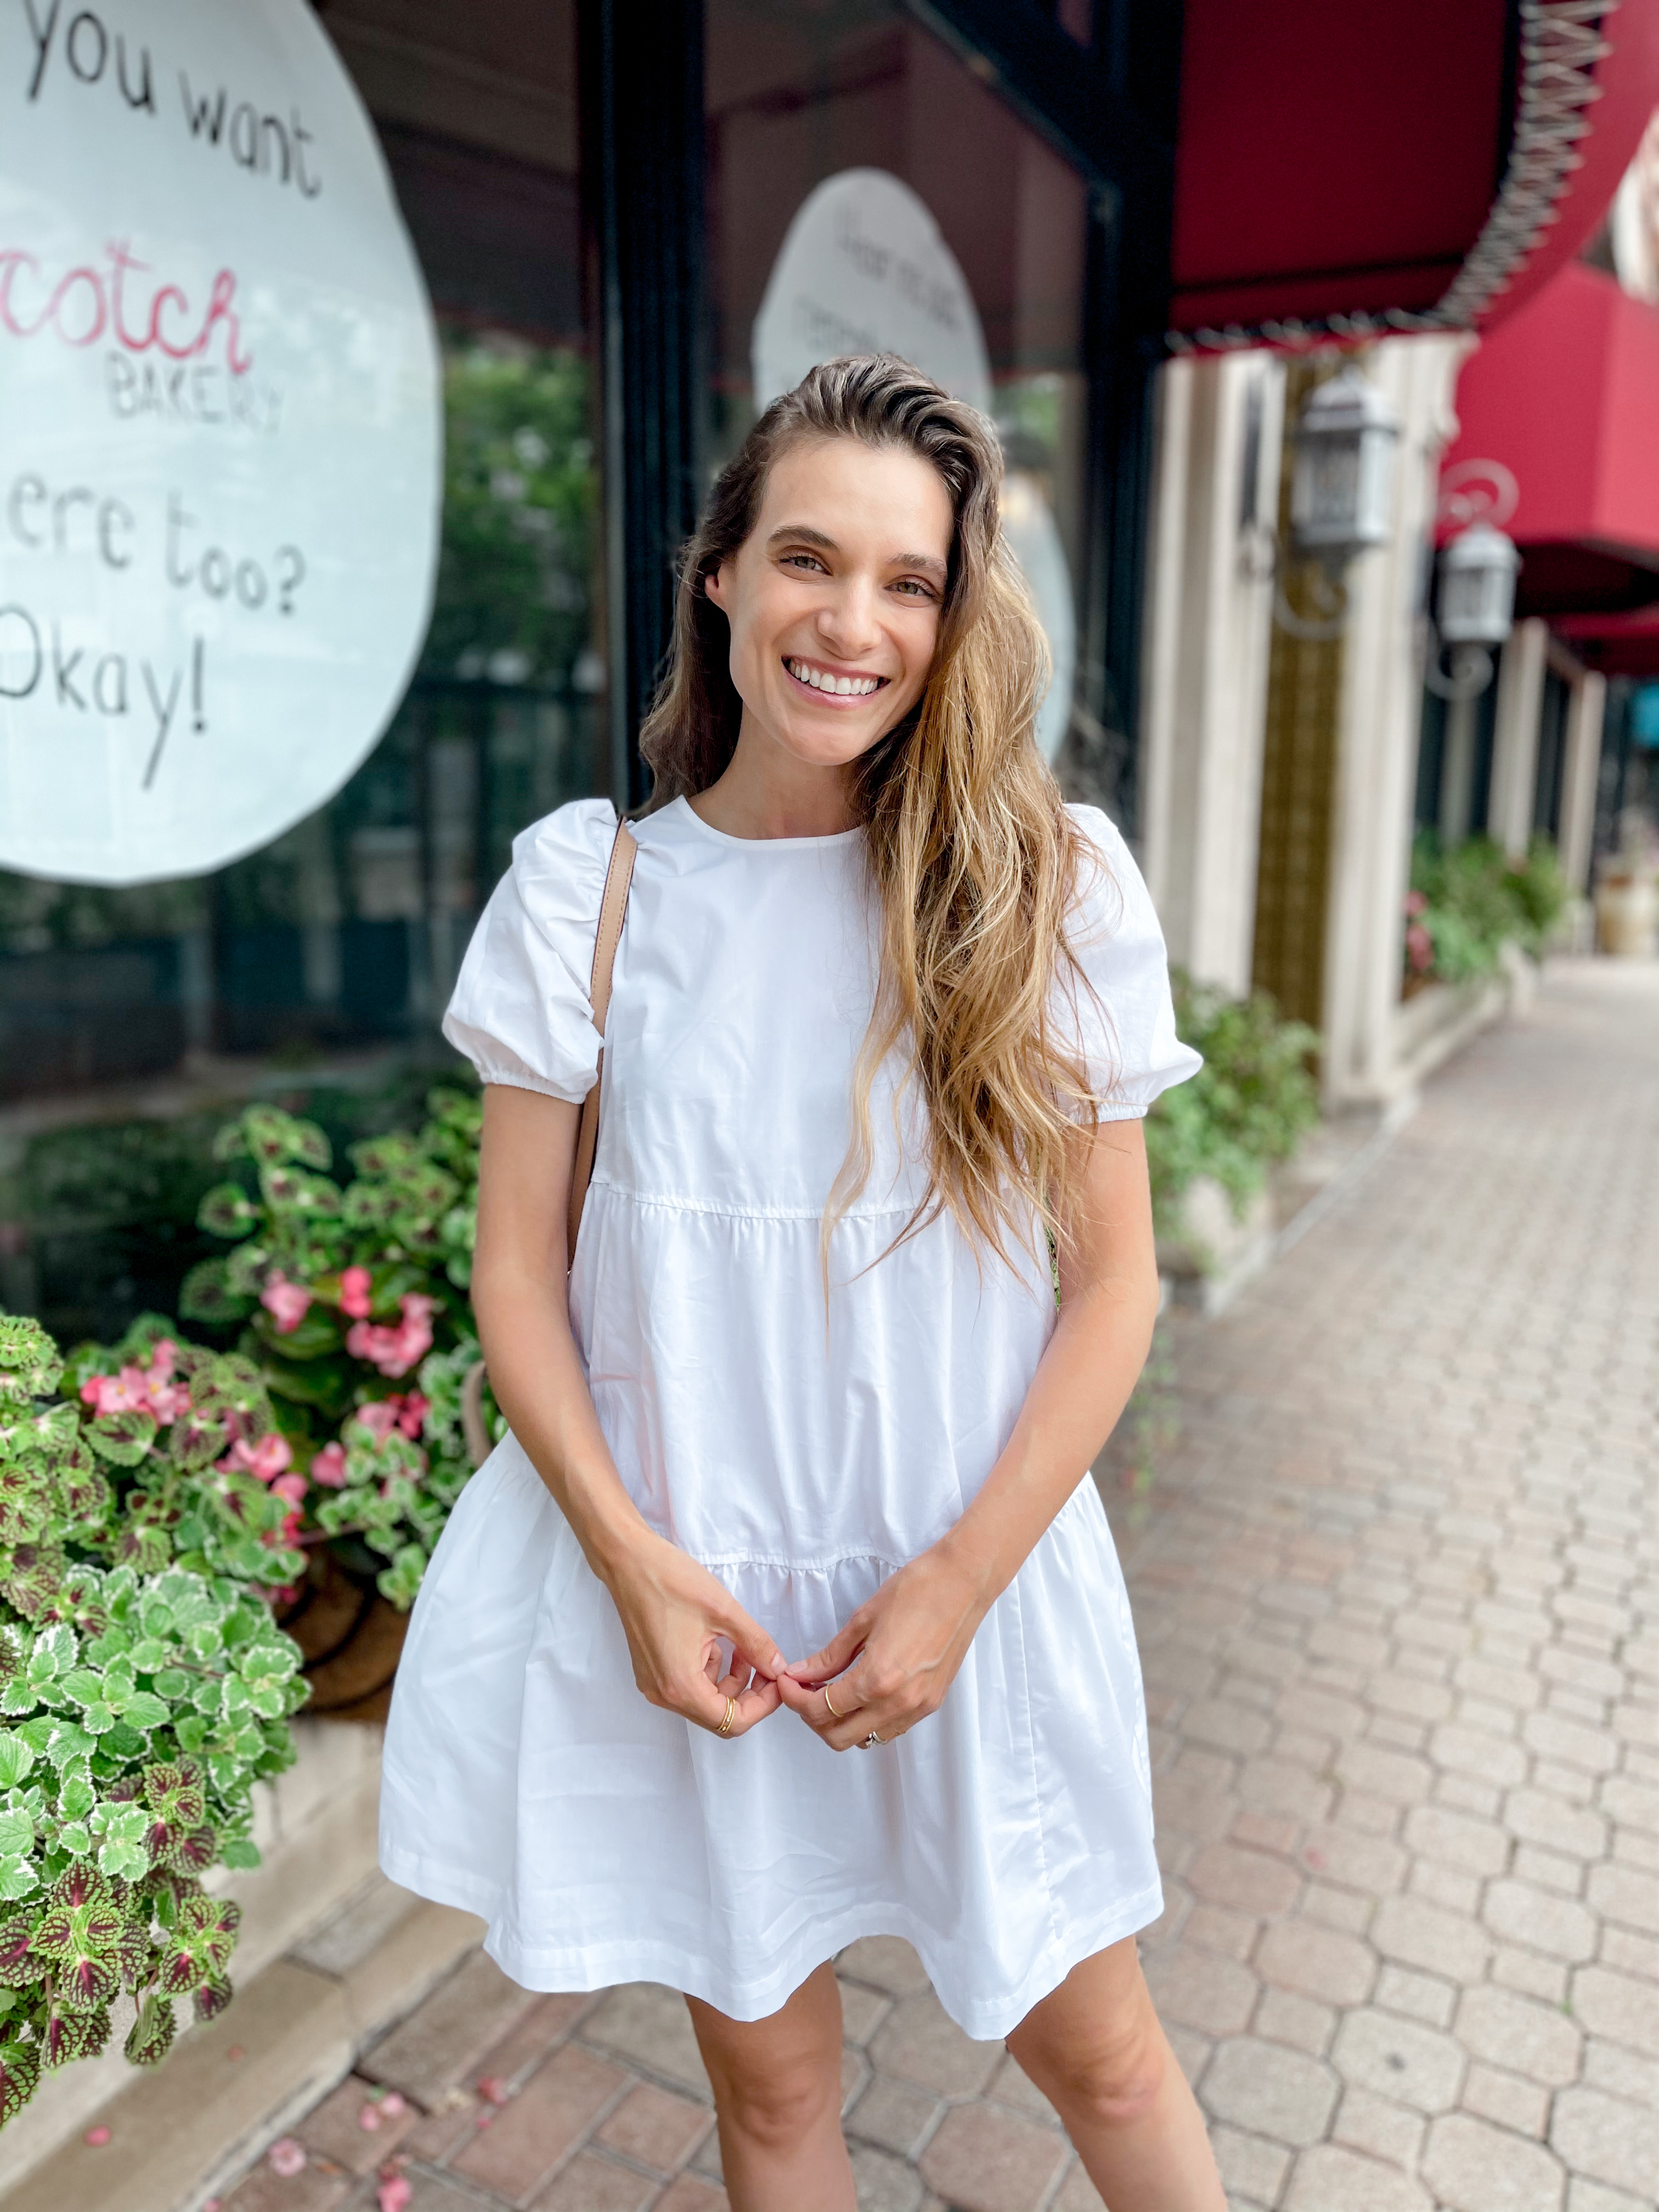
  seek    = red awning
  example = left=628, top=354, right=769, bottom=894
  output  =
left=1170, top=0, right=1659, bottom=349
left=1441, top=261, right=1659, bottom=617
left=1557, top=604, right=1659, bottom=675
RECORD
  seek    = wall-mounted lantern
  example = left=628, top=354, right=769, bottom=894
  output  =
left=1289, top=366, right=1401, bottom=562
left=1256, top=365, right=1402, bottom=641
left=1424, top=467, right=1522, bottom=699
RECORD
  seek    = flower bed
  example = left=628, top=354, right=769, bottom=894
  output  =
left=0, top=1313, right=308, bottom=2126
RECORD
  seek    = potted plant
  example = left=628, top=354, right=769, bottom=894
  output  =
left=1593, top=811, right=1659, bottom=958
left=177, top=1093, right=495, bottom=1718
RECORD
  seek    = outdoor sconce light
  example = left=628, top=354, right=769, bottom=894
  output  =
left=1423, top=463, right=1522, bottom=700
left=1289, top=366, right=1401, bottom=562
left=1252, top=365, right=1402, bottom=642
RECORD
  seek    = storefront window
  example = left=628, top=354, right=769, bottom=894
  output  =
left=705, top=0, right=1092, bottom=761
left=0, top=2, right=603, bottom=1103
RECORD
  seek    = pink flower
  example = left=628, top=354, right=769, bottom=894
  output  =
left=261, top=1273, right=313, bottom=1334
left=216, top=1432, right=294, bottom=1483
left=270, top=1472, right=308, bottom=1507
left=80, top=1342, right=190, bottom=1425
left=377, top=2179, right=412, bottom=2212
left=353, top=1392, right=430, bottom=1443
left=267, top=2138, right=307, bottom=2177
left=309, top=1442, right=348, bottom=1488
left=84, top=2126, right=111, bottom=2147
left=1406, top=922, right=1434, bottom=973
left=476, top=2075, right=510, bottom=2107
left=339, top=1265, right=374, bottom=1319
left=347, top=1294, right=437, bottom=1379
left=1403, top=889, right=1427, bottom=917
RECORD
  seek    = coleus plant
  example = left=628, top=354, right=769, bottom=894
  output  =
left=0, top=1314, right=307, bottom=2127
left=178, top=1094, right=494, bottom=1610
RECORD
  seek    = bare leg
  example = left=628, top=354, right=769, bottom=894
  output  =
left=1006, top=1937, right=1225, bottom=2211
left=685, top=1962, right=855, bottom=2212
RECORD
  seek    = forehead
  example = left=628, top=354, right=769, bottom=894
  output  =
left=754, top=436, right=953, bottom=556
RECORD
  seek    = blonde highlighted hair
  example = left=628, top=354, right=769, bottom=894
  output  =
left=639, top=354, right=1105, bottom=1275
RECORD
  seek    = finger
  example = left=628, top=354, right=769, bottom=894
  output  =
left=721, top=1675, right=782, bottom=1739
left=773, top=1671, right=818, bottom=1716
left=719, top=1605, right=787, bottom=1681
left=816, top=1673, right=871, bottom=1734
left=786, top=1618, right=866, bottom=1685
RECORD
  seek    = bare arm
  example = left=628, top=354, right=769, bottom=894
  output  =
left=473, top=1084, right=785, bottom=1735
left=779, top=1116, right=1160, bottom=1747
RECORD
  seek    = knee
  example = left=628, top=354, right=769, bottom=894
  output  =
left=712, top=2059, right=837, bottom=2153
left=1022, top=2013, right=1168, bottom=2132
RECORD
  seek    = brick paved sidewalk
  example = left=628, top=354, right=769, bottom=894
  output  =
left=213, top=958, right=1658, bottom=2212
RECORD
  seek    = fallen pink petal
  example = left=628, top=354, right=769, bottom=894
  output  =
left=83, top=2125, right=111, bottom=2147
left=377, top=2175, right=413, bottom=2212
left=267, top=2137, right=307, bottom=2177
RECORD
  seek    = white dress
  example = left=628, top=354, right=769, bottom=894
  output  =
left=379, top=793, right=1200, bottom=2039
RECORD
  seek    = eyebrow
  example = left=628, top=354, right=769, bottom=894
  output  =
left=765, top=524, right=948, bottom=583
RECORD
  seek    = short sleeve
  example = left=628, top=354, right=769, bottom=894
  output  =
left=442, top=797, right=619, bottom=1103
left=1060, top=804, right=1203, bottom=1120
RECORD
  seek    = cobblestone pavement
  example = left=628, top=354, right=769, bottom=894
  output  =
left=215, top=959, right=1658, bottom=2212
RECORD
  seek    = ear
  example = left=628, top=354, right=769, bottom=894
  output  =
left=704, top=560, right=729, bottom=612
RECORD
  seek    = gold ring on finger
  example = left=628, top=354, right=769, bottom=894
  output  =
left=823, top=1685, right=844, bottom=1719
left=717, top=1696, right=736, bottom=1737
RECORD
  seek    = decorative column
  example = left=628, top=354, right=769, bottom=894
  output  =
left=1320, top=333, right=1470, bottom=1110
left=1559, top=669, right=1609, bottom=891
left=1139, top=351, right=1284, bottom=995
left=1487, top=619, right=1550, bottom=857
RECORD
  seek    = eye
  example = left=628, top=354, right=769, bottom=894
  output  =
left=781, top=552, right=827, bottom=574
left=891, top=578, right=936, bottom=600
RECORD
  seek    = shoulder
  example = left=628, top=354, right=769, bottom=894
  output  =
left=1063, top=803, right=1147, bottom=946
left=510, top=798, right=620, bottom=892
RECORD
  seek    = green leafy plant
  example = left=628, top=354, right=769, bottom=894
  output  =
left=1146, top=974, right=1320, bottom=1238
left=179, top=1093, right=491, bottom=1611
left=0, top=1314, right=307, bottom=2125
left=1406, top=834, right=1570, bottom=986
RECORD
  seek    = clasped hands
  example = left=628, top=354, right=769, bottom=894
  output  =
left=606, top=1529, right=990, bottom=1753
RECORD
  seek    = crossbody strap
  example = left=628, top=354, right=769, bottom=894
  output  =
left=567, top=819, right=639, bottom=1271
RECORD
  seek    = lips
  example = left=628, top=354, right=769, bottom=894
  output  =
left=784, top=657, right=888, bottom=699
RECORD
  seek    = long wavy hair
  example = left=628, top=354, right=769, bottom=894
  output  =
left=639, top=354, right=1107, bottom=1278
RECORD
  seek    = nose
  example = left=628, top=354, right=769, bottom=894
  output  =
left=816, top=571, right=883, bottom=660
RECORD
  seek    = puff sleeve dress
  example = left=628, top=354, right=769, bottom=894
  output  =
left=379, top=793, right=1200, bottom=2039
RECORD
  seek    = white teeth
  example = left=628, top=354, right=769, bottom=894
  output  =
left=787, top=659, right=878, bottom=696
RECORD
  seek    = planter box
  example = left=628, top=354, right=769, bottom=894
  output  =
left=1157, top=1175, right=1276, bottom=1314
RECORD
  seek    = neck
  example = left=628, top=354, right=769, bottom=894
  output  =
left=687, top=718, right=857, bottom=840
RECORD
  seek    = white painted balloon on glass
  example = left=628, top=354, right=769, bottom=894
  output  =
left=751, top=168, right=992, bottom=416
left=0, top=0, right=442, bottom=885
left=751, top=167, right=1075, bottom=761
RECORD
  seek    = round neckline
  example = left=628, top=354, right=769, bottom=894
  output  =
left=672, top=793, right=865, bottom=850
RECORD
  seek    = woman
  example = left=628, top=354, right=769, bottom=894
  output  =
left=381, top=355, right=1221, bottom=2210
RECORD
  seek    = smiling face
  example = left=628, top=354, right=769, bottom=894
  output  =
left=704, top=435, right=955, bottom=778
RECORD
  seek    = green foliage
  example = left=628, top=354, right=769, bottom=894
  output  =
left=1145, top=975, right=1320, bottom=1238
left=420, top=342, right=596, bottom=687
left=1407, top=834, right=1570, bottom=986
left=182, top=1088, right=488, bottom=1611
left=0, top=1314, right=307, bottom=2124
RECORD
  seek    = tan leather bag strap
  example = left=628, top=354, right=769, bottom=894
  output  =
left=567, top=820, right=638, bottom=1270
